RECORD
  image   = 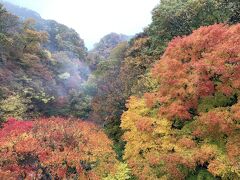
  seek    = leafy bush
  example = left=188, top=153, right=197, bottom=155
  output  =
left=0, top=94, right=29, bottom=121
left=121, top=24, right=240, bottom=179
left=103, top=163, right=132, bottom=180
left=0, top=117, right=120, bottom=179
left=146, top=24, right=240, bottom=121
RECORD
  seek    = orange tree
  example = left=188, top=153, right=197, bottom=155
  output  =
left=145, top=23, right=240, bottom=122
left=0, top=117, right=120, bottom=179
left=121, top=24, right=240, bottom=179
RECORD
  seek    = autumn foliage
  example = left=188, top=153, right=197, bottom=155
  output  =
left=122, top=24, right=240, bottom=179
left=0, top=117, right=119, bottom=179
left=1, top=1, right=240, bottom=180
left=145, top=24, right=240, bottom=121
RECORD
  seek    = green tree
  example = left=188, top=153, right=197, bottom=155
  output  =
left=148, top=0, right=240, bottom=55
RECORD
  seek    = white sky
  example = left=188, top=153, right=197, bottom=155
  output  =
left=5, top=0, right=159, bottom=49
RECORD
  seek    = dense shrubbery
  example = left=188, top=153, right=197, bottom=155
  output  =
left=0, top=117, right=125, bottom=179
left=0, top=94, right=29, bottom=120
left=0, top=3, right=90, bottom=122
left=0, top=1, right=240, bottom=179
left=145, top=24, right=240, bottom=121
left=121, top=24, right=240, bottom=179
left=89, top=1, right=240, bottom=156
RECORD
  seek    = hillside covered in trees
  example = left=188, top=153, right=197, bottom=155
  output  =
left=0, top=0, right=240, bottom=179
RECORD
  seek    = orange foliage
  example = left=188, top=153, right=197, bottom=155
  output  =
left=122, top=24, right=240, bottom=179
left=135, top=117, right=153, bottom=132
left=146, top=24, right=240, bottom=121
left=231, top=101, right=240, bottom=122
left=193, top=109, right=234, bottom=138
left=178, top=138, right=196, bottom=149
left=0, top=117, right=118, bottom=179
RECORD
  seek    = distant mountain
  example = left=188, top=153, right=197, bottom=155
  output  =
left=0, top=1, right=42, bottom=21
left=91, top=33, right=131, bottom=59
left=1, top=1, right=87, bottom=59
left=87, top=33, right=131, bottom=70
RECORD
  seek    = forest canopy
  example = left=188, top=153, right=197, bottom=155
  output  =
left=0, top=0, right=239, bottom=179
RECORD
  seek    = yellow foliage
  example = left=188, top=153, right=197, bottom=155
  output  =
left=103, top=163, right=131, bottom=180
left=0, top=95, right=29, bottom=120
left=121, top=96, right=178, bottom=179
left=121, top=95, right=240, bottom=179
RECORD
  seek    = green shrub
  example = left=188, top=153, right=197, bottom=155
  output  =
left=0, top=94, right=29, bottom=121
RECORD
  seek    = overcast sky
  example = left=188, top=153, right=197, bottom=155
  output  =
left=4, top=0, right=159, bottom=49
